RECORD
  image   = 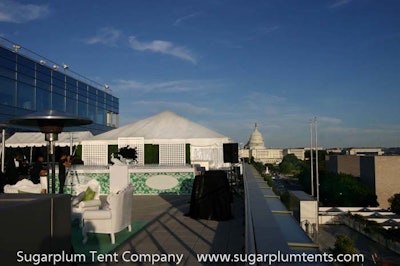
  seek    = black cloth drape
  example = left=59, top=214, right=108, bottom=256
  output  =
left=188, top=170, right=232, bottom=221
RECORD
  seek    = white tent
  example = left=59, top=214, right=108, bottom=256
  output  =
left=5, top=131, right=93, bottom=148
left=82, top=111, right=234, bottom=168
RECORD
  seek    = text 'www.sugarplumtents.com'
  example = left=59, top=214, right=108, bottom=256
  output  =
left=196, top=252, right=365, bottom=265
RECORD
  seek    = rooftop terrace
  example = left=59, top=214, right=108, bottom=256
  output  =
left=83, top=163, right=323, bottom=266
left=90, top=194, right=244, bottom=266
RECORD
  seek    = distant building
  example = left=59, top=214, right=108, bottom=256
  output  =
left=326, top=148, right=343, bottom=154
left=241, top=124, right=283, bottom=164
left=326, top=154, right=400, bottom=209
left=345, top=148, right=383, bottom=156
left=360, top=156, right=400, bottom=209
left=283, top=148, right=305, bottom=161
left=288, top=190, right=318, bottom=238
left=250, top=148, right=283, bottom=164
left=326, top=147, right=385, bottom=156
left=326, top=155, right=361, bottom=177
left=0, top=38, right=119, bottom=135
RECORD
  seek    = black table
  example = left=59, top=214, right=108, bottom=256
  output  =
left=188, top=170, right=232, bottom=221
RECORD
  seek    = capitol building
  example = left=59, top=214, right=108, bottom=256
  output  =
left=239, top=124, right=304, bottom=164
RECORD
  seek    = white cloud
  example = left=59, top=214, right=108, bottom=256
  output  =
left=128, top=36, right=197, bottom=64
left=134, top=101, right=211, bottom=114
left=111, top=79, right=220, bottom=94
left=255, top=26, right=280, bottom=35
left=318, top=116, right=342, bottom=124
left=85, top=27, right=122, bottom=47
left=0, top=0, right=50, bottom=23
left=245, top=92, right=286, bottom=105
left=112, top=80, right=192, bottom=93
left=173, top=12, right=201, bottom=26
left=117, top=101, right=212, bottom=126
left=328, top=0, right=352, bottom=9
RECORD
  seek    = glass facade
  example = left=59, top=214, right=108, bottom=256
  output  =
left=0, top=45, right=119, bottom=134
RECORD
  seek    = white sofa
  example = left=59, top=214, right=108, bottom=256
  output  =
left=82, top=184, right=134, bottom=244
left=4, top=179, right=42, bottom=194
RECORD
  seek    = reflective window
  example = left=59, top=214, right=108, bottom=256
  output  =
left=37, top=71, right=51, bottom=81
left=52, top=92, right=65, bottom=111
left=36, top=88, right=51, bottom=110
left=0, top=77, right=15, bottom=106
left=113, top=97, right=119, bottom=113
left=17, top=72, right=35, bottom=86
left=0, top=67, right=15, bottom=80
left=17, top=55, right=34, bottom=69
left=88, top=98, right=96, bottom=121
left=37, top=64, right=51, bottom=76
left=97, top=90, right=105, bottom=109
left=88, top=88, right=96, bottom=101
left=53, top=85, right=65, bottom=96
left=52, top=71, right=65, bottom=82
left=52, top=75, right=64, bottom=89
left=0, top=56, right=16, bottom=74
left=17, top=82, right=34, bottom=109
left=88, top=86, right=96, bottom=96
left=66, top=95, right=77, bottom=115
left=96, top=108, right=106, bottom=124
left=78, top=99, right=87, bottom=117
left=66, top=77, right=77, bottom=93
left=36, top=79, right=51, bottom=91
left=78, top=82, right=87, bottom=97
left=1, top=48, right=15, bottom=61
left=78, top=93, right=87, bottom=104
left=17, top=64, right=35, bottom=79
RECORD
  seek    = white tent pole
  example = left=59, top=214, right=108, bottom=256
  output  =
left=1, top=128, right=5, bottom=173
left=30, top=146, right=33, bottom=164
left=70, top=132, right=73, bottom=155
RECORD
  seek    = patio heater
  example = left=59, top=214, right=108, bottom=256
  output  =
left=9, top=110, right=92, bottom=194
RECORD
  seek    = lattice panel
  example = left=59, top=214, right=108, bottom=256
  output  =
left=159, top=143, right=186, bottom=165
left=118, top=137, right=144, bottom=165
left=82, top=143, right=108, bottom=165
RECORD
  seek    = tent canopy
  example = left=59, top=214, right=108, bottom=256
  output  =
left=87, top=111, right=229, bottom=142
left=5, top=131, right=93, bottom=147
left=80, top=111, right=233, bottom=168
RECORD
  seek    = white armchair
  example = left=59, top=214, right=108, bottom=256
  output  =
left=71, top=179, right=102, bottom=224
left=82, top=184, right=134, bottom=244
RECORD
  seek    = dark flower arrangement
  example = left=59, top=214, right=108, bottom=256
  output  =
left=118, top=146, right=138, bottom=162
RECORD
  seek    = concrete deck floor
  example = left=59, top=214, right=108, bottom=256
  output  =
left=92, top=193, right=244, bottom=266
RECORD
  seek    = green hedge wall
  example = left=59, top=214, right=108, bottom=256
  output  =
left=145, top=144, right=159, bottom=164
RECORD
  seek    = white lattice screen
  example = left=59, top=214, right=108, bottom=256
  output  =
left=82, top=143, right=108, bottom=165
left=159, top=143, right=186, bottom=165
left=118, top=137, right=144, bottom=165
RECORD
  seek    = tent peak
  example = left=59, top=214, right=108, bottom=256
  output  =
left=89, top=111, right=228, bottom=141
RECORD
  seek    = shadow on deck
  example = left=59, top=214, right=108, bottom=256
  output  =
left=92, top=193, right=244, bottom=266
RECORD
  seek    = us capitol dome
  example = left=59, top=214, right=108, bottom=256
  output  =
left=245, top=123, right=265, bottom=149
left=242, top=123, right=283, bottom=164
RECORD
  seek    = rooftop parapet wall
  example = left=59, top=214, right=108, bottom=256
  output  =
left=243, top=164, right=322, bottom=264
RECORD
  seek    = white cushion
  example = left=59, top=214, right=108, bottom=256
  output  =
left=83, top=210, right=112, bottom=220
left=78, top=199, right=102, bottom=208
left=4, top=179, right=42, bottom=194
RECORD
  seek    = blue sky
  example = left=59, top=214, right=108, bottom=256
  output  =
left=1, top=0, right=400, bottom=148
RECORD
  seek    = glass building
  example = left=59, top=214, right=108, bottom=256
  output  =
left=0, top=38, right=119, bottom=135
